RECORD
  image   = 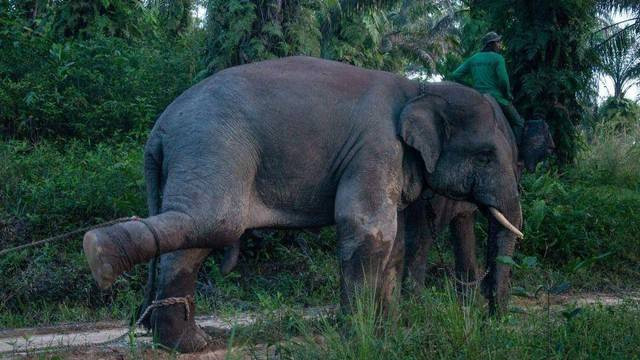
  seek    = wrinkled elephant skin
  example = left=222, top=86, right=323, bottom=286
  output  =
left=83, top=56, right=523, bottom=352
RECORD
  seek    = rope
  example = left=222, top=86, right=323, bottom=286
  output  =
left=137, top=218, right=162, bottom=257
left=135, top=295, right=193, bottom=327
left=0, top=216, right=140, bottom=256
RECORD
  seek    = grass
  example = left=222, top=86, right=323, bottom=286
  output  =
left=228, top=284, right=640, bottom=359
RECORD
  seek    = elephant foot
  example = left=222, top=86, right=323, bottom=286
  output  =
left=151, top=297, right=211, bottom=353
left=83, top=220, right=156, bottom=289
left=83, top=229, right=132, bottom=289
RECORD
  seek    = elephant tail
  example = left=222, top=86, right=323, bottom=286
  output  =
left=138, top=133, right=163, bottom=329
left=144, top=134, right=163, bottom=217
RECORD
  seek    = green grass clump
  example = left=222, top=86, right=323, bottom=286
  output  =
left=276, top=286, right=640, bottom=359
left=574, top=120, right=640, bottom=192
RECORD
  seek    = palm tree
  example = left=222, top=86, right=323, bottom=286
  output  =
left=597, top=23, right=640, bottom=98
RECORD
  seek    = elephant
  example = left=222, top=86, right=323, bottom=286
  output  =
left=404, top=109, right=555, bottom=309
left=82, top=56, right=524, bottom=352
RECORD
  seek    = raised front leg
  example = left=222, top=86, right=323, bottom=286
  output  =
left=147, top=248, right=213, bottom=353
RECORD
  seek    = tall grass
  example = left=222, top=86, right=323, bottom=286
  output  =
left=279, top=284, right=640, bottom=359
left=574, top=120, right=640, bottom=191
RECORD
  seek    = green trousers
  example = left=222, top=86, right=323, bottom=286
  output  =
left=500, top=103, right=524, bottom=146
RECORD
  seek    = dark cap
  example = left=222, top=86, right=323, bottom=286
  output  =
left=482, top=32, right=502, bottom=46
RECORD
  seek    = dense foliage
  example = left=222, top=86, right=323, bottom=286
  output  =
left=0, top=2, right=204, bottom=141
left=469, top=1, right=601, bottom=164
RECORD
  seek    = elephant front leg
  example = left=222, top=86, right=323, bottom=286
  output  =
left=449, top=212, right=484, bottom=305
left=146, top=248, right=213, bottom=353
left=450, top=212, right=481, bottom=284
left=403, top=199, right=435, bottom=290
left=335, top=178, right=403, bottom=313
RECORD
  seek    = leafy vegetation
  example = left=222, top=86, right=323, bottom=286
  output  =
left=0, top=9, right=204, bottom=140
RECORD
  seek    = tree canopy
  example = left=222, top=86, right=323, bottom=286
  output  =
left=1, top=0, right=638, bottom=164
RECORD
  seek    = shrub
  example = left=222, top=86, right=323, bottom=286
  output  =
left=596, top=97, right=640, bottom=132
left=520, top=169, right=640, bottom=281
left=0, top=15, right=205, bottom=141
left=0, top=139, right=147, bottom=326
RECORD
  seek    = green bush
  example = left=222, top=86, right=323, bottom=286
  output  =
left=517, top=115, right=640, bottom=281
left=0, top=139, right=147, bottom=326
left=0, top=15, right=204, bottom=141
left=521, top=171, right=640, bottom=264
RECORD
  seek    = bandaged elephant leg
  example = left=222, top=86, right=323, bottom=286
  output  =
left=149, top=248, right=213, bottom=353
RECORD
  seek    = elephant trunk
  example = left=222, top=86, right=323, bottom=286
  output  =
left=83, top=211, right=197, bottom=289
left=482, top=201, right=522, bottom=314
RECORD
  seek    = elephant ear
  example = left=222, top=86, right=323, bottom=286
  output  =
left=398, top=98, right=444, bottom=173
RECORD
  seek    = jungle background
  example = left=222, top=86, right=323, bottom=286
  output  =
left=1, top=0, right=640, bottom=357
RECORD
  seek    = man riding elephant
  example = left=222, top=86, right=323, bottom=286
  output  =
left=449, top=31, right=526, bottom=147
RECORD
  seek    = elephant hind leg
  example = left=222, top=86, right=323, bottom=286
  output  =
left=149, top=248, right=213, bottom=353
left=84, top=209, right=246, bottom=290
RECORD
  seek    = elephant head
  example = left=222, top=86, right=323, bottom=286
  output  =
left=521, top=117, right=555, bottom=172
left=399, top=82, right=522, bottom=312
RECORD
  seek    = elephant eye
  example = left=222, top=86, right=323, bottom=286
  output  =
left=475, top=151, right=493, bottom=166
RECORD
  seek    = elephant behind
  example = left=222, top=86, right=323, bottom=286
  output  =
left=404, top=105, right=555, bottom=309
left=82, top=56, right=524, bottom=352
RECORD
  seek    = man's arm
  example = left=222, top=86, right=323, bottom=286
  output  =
left=449, top=58, right=470, bottom=83
left=496, top=56, right=514, bottom=101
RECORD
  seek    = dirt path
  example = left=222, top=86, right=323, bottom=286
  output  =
left=0, top=306, right=333, bottom=359
left=1, top=293, right=638, bottom=359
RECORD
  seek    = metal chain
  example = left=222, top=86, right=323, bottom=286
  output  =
left=419, top=81, right=427, bottom=96
left=447, top=267, right=490, bottom=287
left=135, top=295, right=194, bottom=326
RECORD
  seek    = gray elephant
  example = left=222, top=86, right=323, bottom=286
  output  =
left=82, top=56, right=523, bottom=352
left=404, top=108, right=555, bottom=311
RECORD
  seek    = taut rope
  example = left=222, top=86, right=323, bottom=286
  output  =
left=0, top=216, right=140, bottom=256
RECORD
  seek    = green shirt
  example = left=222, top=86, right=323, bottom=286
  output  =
left=449, top=51, right=513, bottom=106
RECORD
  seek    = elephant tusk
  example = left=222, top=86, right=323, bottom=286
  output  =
left=489, top=207, right=524, bottom=239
